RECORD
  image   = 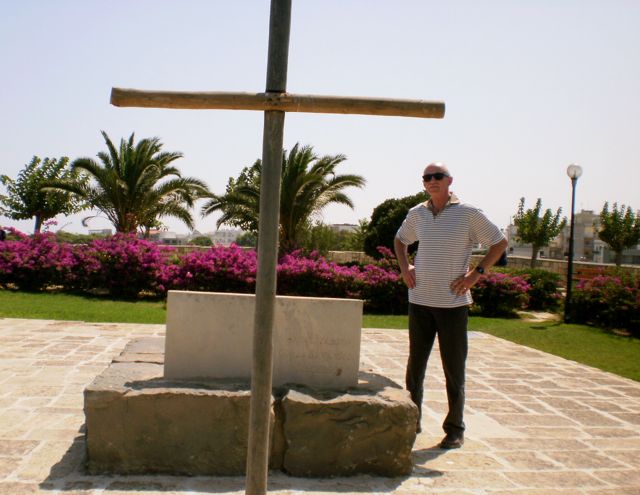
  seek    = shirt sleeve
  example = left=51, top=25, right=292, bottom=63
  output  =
left=470, top=209, right=506, bottom=246
left=396, top=208, right=419, bottom=245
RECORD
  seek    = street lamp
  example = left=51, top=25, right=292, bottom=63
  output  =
left=564, top=163, right=583, bottom=323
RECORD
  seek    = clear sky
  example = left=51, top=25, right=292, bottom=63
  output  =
left=1, top=0, right=638, bottom=235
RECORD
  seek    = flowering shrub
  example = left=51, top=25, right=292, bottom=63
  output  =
left=12, top=231, right=637, bottom=323
left=345, top=246, right=406, bottom=313
left=169, top=244, right=256, bottom=294
left=0, top=228, right=75, bottom=291
left=356, top=263, right=407, bottom=314
left=569, top=274, right=640, bottom=337
left=471, top=272, right=530, bottom=317
left=498, top=268, right=563, bottom=311
left=520, top=269, right=563, bottom=310
left=72, top=234, right=173, bottom=298
left=277, top=250, right=353, bottom=298
left=276, top=250, right=407, bottom=313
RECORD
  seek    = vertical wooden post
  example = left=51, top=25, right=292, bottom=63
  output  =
left=245, top=1, right=291, bottom=494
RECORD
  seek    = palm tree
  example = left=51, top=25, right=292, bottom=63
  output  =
left=203, top=161, right=262, bottom=234
left=202, top=143, right=366, bottom=251
left=46, top=131, right=210, bottom=235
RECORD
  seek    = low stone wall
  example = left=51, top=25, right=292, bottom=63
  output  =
left=159, top=245, right=376, bottom=264
left=326, top=250, right=375, bottom=264
left=85, top=338, right=418, bottom=477
left=472, top=254, right=640, bottom=285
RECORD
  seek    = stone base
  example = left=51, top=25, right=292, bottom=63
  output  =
left=84, top=338, right=418, bottom=477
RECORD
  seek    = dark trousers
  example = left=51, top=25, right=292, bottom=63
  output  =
left=406, top=303, right=468, bottom=434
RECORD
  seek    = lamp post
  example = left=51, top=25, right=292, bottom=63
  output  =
left=564, top=163, right=583, bottom=323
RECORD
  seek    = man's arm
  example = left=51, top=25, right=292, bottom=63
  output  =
left=394, top=236, right=416, bottom=289
left=476, top=238, right=509, bottom=272
left=450, top=238, right=508, bottom=296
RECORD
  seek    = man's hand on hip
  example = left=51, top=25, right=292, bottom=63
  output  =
left=450, top=270, right=482, bottom=296
left=401, top=265, right=416, bottom=289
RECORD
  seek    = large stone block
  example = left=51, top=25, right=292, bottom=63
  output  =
left=85, top=340, right=268, bottom=476
left=164, top=291, right=363, bottom=388
left=85, top=337, right=417, bottom=477
left=280, top=374, right=418, bottom=477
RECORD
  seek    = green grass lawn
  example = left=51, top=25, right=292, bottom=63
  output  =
left=470, top=317, right=640, bottom=382
left=1, top=290, right=638, bottom=381
left=0, top=290, right=167, bottom=324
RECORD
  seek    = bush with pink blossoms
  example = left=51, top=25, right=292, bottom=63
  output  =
left=73, top=234, right=173, bottom=298
left=169, top=244, right=257, bottom=294
left=277, top=250, right=355, bottom=299
left=0, top=231, right=550, bottom=318
left=471, top=272, right=530, bottom=317
left=569, top=274, right=640, bottom=337
left=276, top=250, right=407, bottom=313
left=0, top=228, right=76, bottom=291
left=355, top=263, right=407, bottom=314
left=495, top=267, right=563, bottom=311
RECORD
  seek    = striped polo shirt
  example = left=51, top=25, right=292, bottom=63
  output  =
left=395, top=194, right=506, bottom=308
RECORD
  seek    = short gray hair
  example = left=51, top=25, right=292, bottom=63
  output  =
left=424, top=162, right=451, bottom=176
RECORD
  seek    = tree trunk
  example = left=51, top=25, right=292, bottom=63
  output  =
left=530, top=245, right=539, bottom=268
left=34, top=215, right=42, bottom=234
left=615, top=251, right=623, bottom=267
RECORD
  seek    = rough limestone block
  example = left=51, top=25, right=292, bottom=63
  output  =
left=280, top=373, right=418, bottom=477
left=112, top=337, right=164, bottom=364
left=84, top=338, right=272, bottom=476
left=85, top=338, right=418, bottom=477
left=164, top=291, right=363, bottom=388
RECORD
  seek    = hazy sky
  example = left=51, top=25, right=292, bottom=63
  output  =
left=1, top=0, right=639, bottom=235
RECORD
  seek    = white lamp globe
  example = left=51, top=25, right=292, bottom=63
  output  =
left=566, top=164, right=583, bottom=179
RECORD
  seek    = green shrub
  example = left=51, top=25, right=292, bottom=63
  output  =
left=510, top=268, right=562, bottom=311
left=55, top=231, right=109, bottom=244
left=190, top=236, right=213, bottom=246
left=494, top=267, right=563, bottom=311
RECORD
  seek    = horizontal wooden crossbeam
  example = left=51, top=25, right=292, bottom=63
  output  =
left=110, top=88, right=445, bottom=119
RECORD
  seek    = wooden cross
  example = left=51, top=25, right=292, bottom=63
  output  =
left=110, top=1, right=444, bottom=494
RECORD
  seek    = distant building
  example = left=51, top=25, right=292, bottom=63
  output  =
left=209, top=229, right=243, bottom=246
left=88, top=229, right=113, bottom=236
left=504, top=225, right=536, bottom=257
left=330, top=223, right=358, bottom=233
left=550, top=210, right=598, bottom=261
left=145, top=228, right=244, bottom=246
left=152, top=230, right=190, bottom=245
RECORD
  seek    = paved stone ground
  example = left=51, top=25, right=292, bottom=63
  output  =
left=0, top=317, right=639, bottom=495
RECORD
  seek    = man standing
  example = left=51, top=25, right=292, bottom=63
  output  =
left=394, top=162, right=507, bottom=449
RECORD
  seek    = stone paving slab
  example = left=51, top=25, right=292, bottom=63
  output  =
left=0, top=317, right=639, bottom=494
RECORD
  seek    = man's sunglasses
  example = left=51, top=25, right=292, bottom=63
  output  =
left=422, top=172, right=449, bottom=182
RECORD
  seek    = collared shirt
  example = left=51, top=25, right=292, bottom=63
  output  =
left=395, top=193, right=506, bottom=308
left=426, top=192, right=460, bottom=216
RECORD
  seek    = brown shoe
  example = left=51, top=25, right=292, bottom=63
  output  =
left=439, top=433, right=464, bottom=449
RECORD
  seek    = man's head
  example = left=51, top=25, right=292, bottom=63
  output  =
left=422, top=162, right=453, bottom=197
